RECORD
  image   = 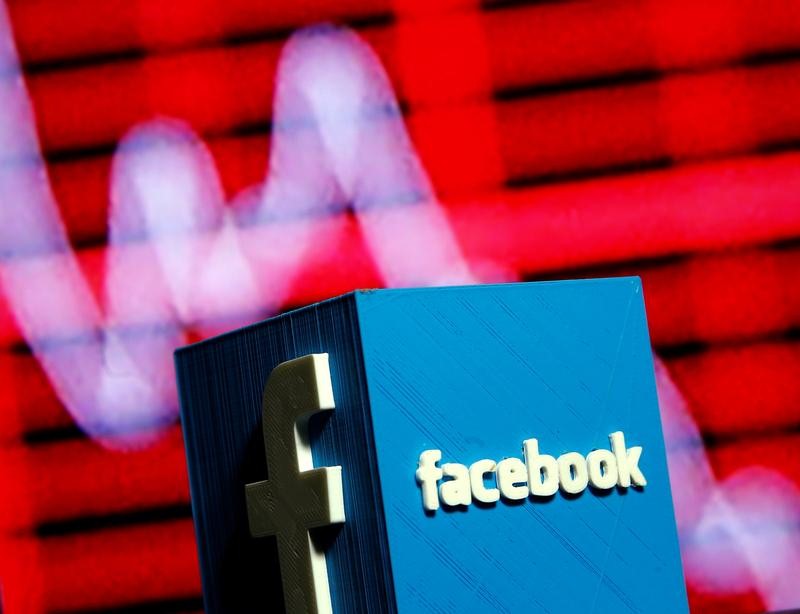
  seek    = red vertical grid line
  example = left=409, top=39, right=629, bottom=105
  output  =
left=390, top=0, right=505, bottom=197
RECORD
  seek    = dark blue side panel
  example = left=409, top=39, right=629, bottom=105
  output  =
left=175, top=295, right=395, bottom=613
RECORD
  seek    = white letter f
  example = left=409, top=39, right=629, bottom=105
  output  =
left=245, top=353, right=345, bottom=614
left=416, top=449, right=444, bottom=511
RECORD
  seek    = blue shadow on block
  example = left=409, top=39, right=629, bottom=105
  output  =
left=175, top=278, right=688, bottom=613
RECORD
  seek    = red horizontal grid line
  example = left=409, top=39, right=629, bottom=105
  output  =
left=13, top=8, right=800, bottom=156
left=452, top=152, right=800, bottom=273
left=499, top=62, right=800, bottom=181
left=30, top=59, right=800, bottom=245
left=3, top=245, right=800, bottom=440
left=665, top=341, right=800, bottom=438
left=4, top=437, right=799, bottom=613
left=0, top=518, right=200, bottom=613
left=640, top=248, right=800, bottom=348
left=486, top=0, right=800, bottom=94
left=0, top=350, right=73, bottom=443
left=2, top=343, right=799, bottom=527
left=8, top=0, right=391, bottom=65
left=21, top=35, right=800, bottom=157
left=9, top=0, right=800, bottom=81
left=50, top=133, right=271, bottom=245
left=0, top=426, right=190, bottom=531
left=25, top=38, right=283, bottom=154
left=710, top=433, right=800, bottom=484
left=687, top=588, right=764, bottom=614
left=0, top=352, right=26, bottom=442
left=2, top=152, right=800, bottom=346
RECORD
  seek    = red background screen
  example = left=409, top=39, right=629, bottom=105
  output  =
left=1, top=1, right=799, bottom=612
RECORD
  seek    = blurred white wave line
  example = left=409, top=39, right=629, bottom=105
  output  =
left=0, top=14, right=473, bottom=446
left=0, top=3, right=797, bottom=606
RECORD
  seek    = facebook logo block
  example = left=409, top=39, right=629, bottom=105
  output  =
left=175, top=279, right=688, bottom=613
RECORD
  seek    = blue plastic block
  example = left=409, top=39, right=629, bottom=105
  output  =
left=175, top=279, right=688, bottom=613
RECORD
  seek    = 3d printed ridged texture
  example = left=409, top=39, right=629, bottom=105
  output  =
left=175, top=295, right=396, bottom=613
